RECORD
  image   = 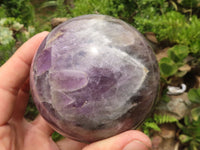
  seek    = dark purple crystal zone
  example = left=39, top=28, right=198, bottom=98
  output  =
left=30, top=15, right=160, bottom=142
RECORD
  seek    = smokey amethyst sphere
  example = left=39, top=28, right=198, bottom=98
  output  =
left=30, top=14, right=159, bottom=142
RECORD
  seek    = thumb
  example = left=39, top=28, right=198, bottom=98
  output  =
left=83, top=130, right=152, bottom=150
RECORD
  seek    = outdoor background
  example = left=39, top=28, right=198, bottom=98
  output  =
left=0, top=0, right=200, bottom=149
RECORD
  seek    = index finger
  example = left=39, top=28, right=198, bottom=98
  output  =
left=0, top=31, right=49, bottom=125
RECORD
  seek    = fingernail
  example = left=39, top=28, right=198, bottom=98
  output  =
left=123, top=140, right=151, bottom=150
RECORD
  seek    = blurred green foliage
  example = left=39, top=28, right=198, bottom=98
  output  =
left=40, top=0, right=67, bottom=17
left=1, top=0, right=35, bottom=26
left=68, top=0, right=137, bottom=21
left=0, top=17, right=35, bottom=65
left=142, top=114, right=178, bottom=135
left=159, top=57, right=178, bottom=77
left=24, top=98, right=39, bottom=121
left=136, top=11, right=200, bottom=46
left=52, top=132, right=64, bottom=142
left=188, top=88, right=200, bottom=104
left=177, top=116, right=200, bottom=150
left=159, top=45, right=190, bottom=78
left=0, top=17, right=23, bottom=65
left=0, top=1, right=35, bottom=65
left=177, top=88, right=200, bottom=149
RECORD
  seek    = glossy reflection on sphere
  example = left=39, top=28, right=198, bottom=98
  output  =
left=30, top=14, right=160, bottom=142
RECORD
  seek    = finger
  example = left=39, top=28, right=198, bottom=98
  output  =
left=0, top=31, right=49, bottom=125
left=83, top=130, right=152, bottom=150
left=12, top=79, right=30, bottom=120
left=56, top=138, right=87, bottom=150
left=32, top=115, right=54, bottom=136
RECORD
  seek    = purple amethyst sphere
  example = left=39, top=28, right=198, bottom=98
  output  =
left=30, top=14, right=160, bottom=142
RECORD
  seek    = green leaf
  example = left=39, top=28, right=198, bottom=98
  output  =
left=191, top=107, right=200, bottom=121
left=189, top=140, right=200, bottom=150
left=144, top=122, right=161, bottom=131
left=40, top=1, right=58, bottom=9
left=154, top=114, right=178, bottom=124
left=190, top=41, right=200, bottom=54
left=168, top=45, right=189, bottom=62
left=179, top=0, right=200, bottom=8
left=52, top=131, right=64, bottom=142
left=188, top=88, right=200, bottom=103
left=184, top=116, right=190, bottom=126
left=176, top=121, right=185, bottom=130
left=143, top=128, right=150, bottom=136
left=179, top=134, right=193, bottom=143
left=161, top=93, right=170, bottom=102
left=159, top=57, right=178, bottom=77
left=0, top=7, right=7, bottom=18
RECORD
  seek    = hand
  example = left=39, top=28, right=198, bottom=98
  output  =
left=0, top=32, right=152, bottom=150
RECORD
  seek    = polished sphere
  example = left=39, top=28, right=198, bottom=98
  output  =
left=30, top=14, right=160, bottom=142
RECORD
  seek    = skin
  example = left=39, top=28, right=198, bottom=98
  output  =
left=0, top=32, right=152, bottom=150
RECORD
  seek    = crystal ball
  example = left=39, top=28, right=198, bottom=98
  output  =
left=30, top=14, right=160, bottom=142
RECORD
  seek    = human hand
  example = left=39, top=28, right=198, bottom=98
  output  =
left=0, top=32, right=152, bottom=150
